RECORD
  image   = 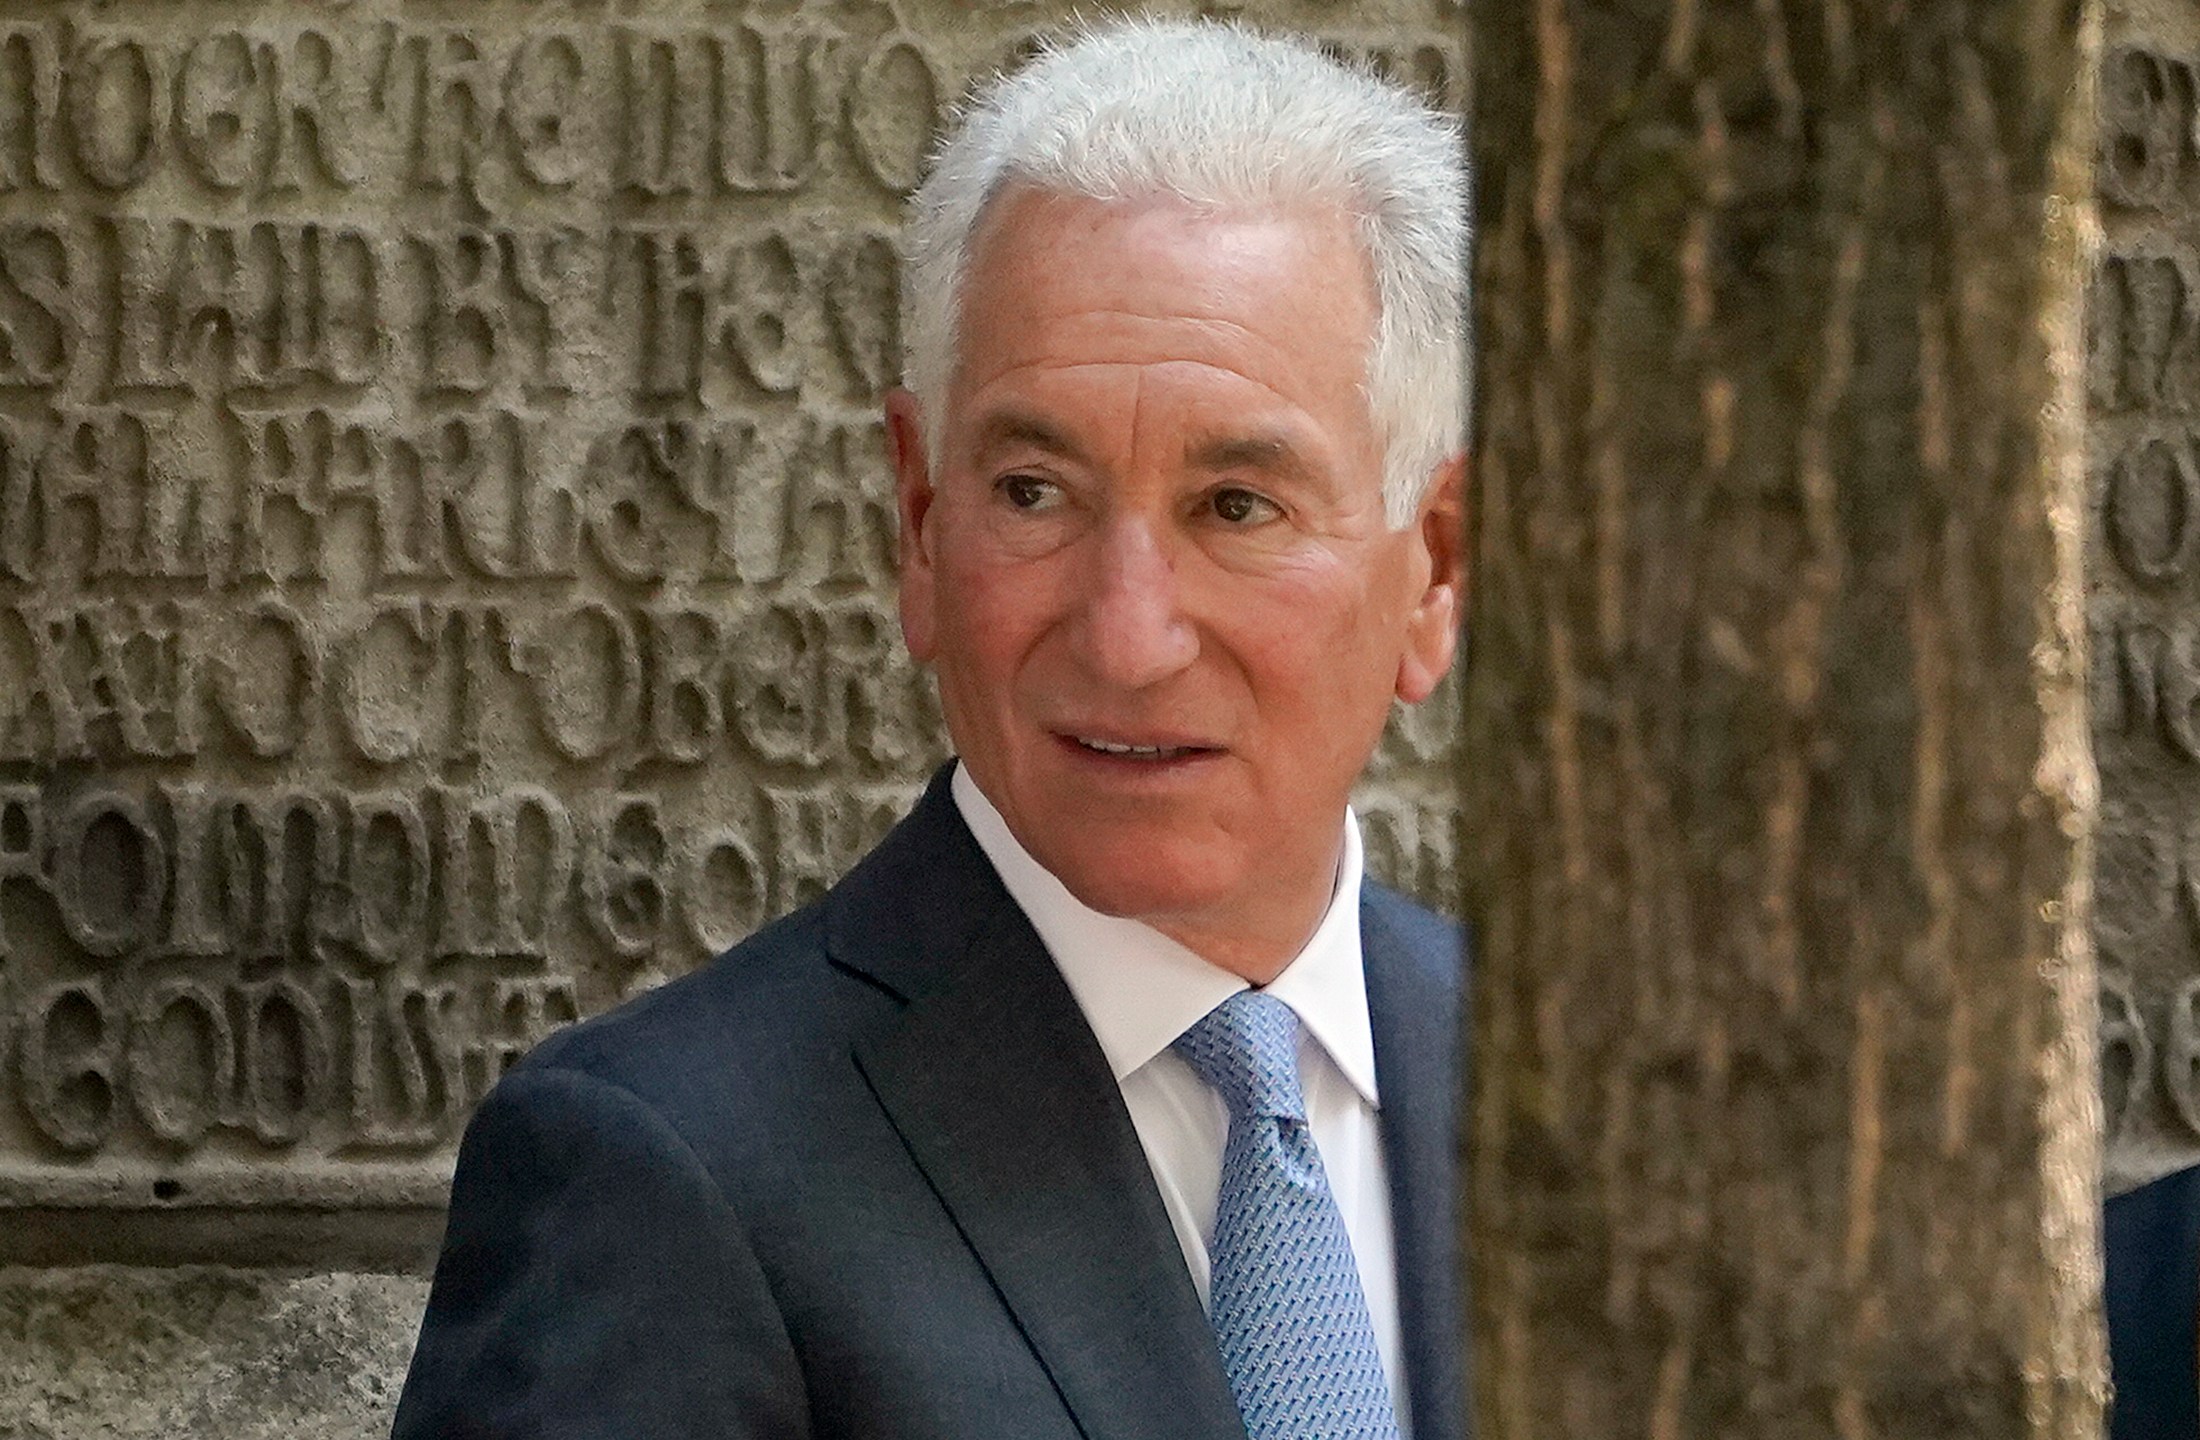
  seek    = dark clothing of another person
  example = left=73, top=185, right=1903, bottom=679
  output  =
left=2109, top=1163, right=2200, bottom=1440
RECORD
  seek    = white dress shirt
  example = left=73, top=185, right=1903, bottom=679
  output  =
left=951, top=767, right=1408, bottom=1426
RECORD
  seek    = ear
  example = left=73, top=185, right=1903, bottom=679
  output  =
left=887, top=389, right=940, bottom=663
left=1394, top=453, right=1467, bottom=705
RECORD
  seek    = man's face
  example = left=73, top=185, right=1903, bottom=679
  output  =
left=889, top=188, right=1462, bottom=973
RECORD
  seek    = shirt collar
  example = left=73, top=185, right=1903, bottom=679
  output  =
left=951, top=763, right=1380, bottom=1106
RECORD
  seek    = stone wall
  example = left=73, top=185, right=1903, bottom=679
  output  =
left=2091, top=0, right=2200, bottom=1200
left=0, top=1, right=1465, bottom=1434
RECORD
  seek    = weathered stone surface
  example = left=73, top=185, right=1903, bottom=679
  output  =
left=2089, top=0, right=2200, bottom=1198
left=0, top=1267, right=426, bottom=1439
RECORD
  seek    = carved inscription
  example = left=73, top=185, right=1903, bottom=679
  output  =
left=2090, top=37, right=2200, bottom=1191
left=0, top=1, right=1468, bottom=1233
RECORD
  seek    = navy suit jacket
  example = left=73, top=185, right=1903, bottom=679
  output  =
left=392, top=766, right=1468, bottom=1440
left=2108, top=1164, right=2200, bottom=1440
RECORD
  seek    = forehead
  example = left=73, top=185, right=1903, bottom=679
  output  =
left=948, top=188, right=1381, bottom=434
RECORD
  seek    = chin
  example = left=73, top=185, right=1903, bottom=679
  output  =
left=1039, top=834, right=1241, bottom=929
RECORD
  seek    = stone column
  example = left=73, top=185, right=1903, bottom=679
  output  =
left=1462, top=1, right=2106, bottom=1436
left=0, top=3, right=1467, bottom=1435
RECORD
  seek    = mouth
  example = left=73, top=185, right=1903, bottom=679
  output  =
left=1059, top=733, right=1223, bottom=762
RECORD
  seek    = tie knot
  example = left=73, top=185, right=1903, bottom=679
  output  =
left=1172, top=991, right=1306, bottom=1122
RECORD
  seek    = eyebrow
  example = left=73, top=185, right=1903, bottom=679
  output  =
left=970, top=411, right=1325, bottom=489
left=1188, top=432, right=1321, bottom=489
left=971, top=412, right=1091, bottom=466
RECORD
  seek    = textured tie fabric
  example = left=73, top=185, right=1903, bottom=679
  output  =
left=1172, top=990, right=1403, bottom=1440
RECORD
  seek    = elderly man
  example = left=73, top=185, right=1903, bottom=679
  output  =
left=391, top=18, right=1468, bottom=1440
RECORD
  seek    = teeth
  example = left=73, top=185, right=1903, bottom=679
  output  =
left=1077, top=737, right=1187, bottom=757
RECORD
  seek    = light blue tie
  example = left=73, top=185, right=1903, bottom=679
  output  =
left=1173, top=990, right=1402, bottom=1440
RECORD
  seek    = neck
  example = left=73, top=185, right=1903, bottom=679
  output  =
left=949, top=765, right=1356, bottom=987
left=1146, top=844, right=1345, bottom=986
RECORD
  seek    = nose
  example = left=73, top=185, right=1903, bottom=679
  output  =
left=1071, top=514, right=1199, bottom=689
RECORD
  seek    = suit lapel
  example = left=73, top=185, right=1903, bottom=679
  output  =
left=1364, top=891, right=1469, bottom=1440
left=835, top=771, right=1246, bottom=1440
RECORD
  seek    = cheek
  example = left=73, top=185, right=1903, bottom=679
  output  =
left=932, top=554, right=1054, bottom=686
left=1239, top=582, right=1406, bottom=728
left=1247, top=564, right=1391, bottom=661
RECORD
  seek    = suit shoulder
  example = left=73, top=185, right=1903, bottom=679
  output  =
left=505, top=771, right=976, bottom=1114
left=512, top=900, right=858, bottom=1104
left=1361, top=880, right=1468, bottom=988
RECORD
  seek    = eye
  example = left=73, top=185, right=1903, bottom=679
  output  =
left=1209, top=486, right=1281, bottom=525
left=999, top=474, right=1061, bottom=510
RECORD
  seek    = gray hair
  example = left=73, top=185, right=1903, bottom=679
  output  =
left=900, top=17, right=1469, bottom=528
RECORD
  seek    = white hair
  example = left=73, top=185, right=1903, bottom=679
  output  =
left=900, top=16, right=1468, bottom=529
